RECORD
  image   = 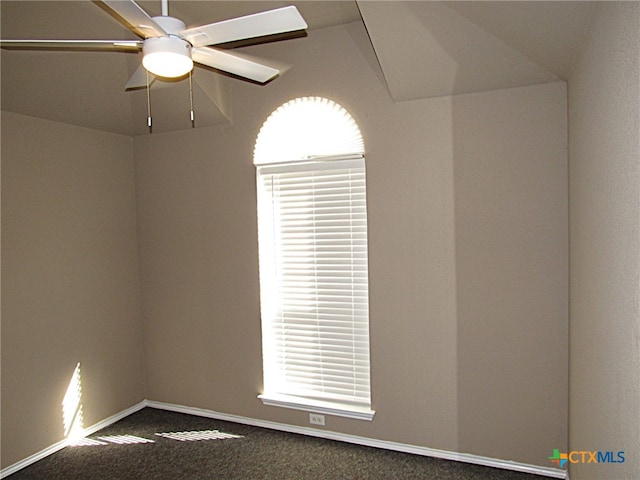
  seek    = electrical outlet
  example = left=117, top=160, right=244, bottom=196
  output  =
left=309, top=413, right=325, bottom=426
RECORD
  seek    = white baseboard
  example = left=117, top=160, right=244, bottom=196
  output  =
left=0, top=400, right=146, bottom=479
left=2, top=399, right=567, bottom=479
left=146, top=400, right=567, bottom=479
left=80, top=400, right=147, bottom=437
left=0, top=438, right=69, bottom=479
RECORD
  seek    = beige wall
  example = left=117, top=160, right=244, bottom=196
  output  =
left=135, top=22, right=568, bottom=467
left=454, top=83, right=568, bottom=462
left=1, top=112, right=146, bottom=468
left=568, top=3, right=640, bottom=480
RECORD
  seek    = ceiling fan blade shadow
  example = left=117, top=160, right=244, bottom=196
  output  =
left=181, top=6, right=307, bottom=48
left=192, top=47, right=280, bottom=84
left=98, top=0, right=167, bottom=38
left=214, top=30, right=307, bottom=50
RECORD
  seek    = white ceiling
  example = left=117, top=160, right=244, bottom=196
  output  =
left=1, top=1, right=596, bottom=136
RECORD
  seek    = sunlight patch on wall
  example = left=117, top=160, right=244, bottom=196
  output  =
left=155, top=430, right=243, bottom=442
left=62, top=363, right=84, bottom=444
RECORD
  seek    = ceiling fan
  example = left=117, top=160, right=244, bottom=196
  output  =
left=1, top=0, right=308, bottom=88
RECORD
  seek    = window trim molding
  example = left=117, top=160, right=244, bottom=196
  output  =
left=258, top=393, right=375, bottom=421
left=256, top=156, right=364, bottom=176
left=254, top=153, right=364, bottom=168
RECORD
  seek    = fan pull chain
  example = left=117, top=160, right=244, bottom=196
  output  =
left=189, top=70, right=195, bottom=128
left=146, top=68, right=152, bottom=133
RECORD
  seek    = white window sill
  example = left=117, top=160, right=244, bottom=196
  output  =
left=258, top=393, right=375, bottom=421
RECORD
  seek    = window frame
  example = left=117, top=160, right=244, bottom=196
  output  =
left=255, top=154, right=374, bottom=421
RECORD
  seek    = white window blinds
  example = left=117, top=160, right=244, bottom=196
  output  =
left=257, top=156, right=373, bottom=419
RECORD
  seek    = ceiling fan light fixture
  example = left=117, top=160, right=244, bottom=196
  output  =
left=142, top=36, right=193, bottom=78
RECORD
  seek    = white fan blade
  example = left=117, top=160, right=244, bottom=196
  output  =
left=181, top=6, right=307, bottom=48
left=192, top=47, right=279, bottom=83
left=0, top=39, right=141, bottom=51
left=125, top=64, right=156, bottom=90
left=101, top=0, right=167, bottom=38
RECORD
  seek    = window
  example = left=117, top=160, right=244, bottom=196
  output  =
left=254, top=97, right=374, bottom=420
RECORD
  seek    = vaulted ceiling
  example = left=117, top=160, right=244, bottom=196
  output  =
left=358, top=1, right=595, bottom=101
left=1, top=1, right=596, bottom=136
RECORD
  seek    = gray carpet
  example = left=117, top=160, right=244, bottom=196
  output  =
left=7, top=408, right=552, bottom=479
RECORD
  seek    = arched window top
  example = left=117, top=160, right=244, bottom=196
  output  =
left=254, top=97, right=364, bottom=165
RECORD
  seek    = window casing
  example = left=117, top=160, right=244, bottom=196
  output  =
left=254, top=98, right=373, bottom=420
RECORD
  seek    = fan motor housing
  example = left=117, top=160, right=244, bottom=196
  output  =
left=152, top=16, right=186, bottom=35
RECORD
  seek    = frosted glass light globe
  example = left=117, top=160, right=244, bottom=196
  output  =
left=143, top=36, right=193, bottom=78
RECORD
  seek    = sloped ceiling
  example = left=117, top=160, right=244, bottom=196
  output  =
left=443, top=1, right=596, bottom=80
left=358, top=0, right=595, bottom=101
left=1, top=1, right=595, bottom=136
